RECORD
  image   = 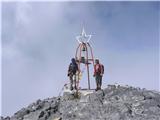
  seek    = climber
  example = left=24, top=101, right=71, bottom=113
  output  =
left=67, top=58, right=79, bottom=90
left=93, top=59, right=104, bottom=91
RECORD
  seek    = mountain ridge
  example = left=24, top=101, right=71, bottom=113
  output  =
left=1, top=84, right=160, bottom=120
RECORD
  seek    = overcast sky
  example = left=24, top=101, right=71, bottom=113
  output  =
left=1, top=1, right=159, bottom=116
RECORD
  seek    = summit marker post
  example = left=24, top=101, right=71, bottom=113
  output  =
left=75, top=28, right=94, bottom=90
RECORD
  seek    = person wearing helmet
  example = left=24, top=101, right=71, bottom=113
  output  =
left=93, top=59, right=104, bottom=91
left=68, top=58, right=79, bottom=90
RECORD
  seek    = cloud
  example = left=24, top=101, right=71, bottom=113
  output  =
left=2, top=1, right=159, bottom=116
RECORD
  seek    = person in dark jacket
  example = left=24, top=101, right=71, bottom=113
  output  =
left=68, top=58, right=79, bottom=90
left=93, top=59, right=104, bottom=91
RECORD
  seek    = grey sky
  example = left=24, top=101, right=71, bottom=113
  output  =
left=1, top=1, right=159, bottom=116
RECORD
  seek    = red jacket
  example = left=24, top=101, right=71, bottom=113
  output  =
left=94, top=64, right=104, bottom=75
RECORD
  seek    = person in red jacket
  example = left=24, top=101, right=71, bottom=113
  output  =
left=93, top=59, right=104, bottom=91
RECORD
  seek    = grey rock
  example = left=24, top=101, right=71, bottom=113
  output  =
left=0, top=117, right=4, bottom=120
left=3, top=84, right=160, bottom=120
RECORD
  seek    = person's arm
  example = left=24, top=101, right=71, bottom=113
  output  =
left=67, top=64, right=71, bottom=76
left=93, top=65, right=96, bottom=77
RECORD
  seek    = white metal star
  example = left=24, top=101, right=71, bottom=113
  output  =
left=76, top=28, right=92, bottom=44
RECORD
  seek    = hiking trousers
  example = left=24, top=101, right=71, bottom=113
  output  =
left=95, top=75, right=102, bottom=89
left=69, top=74, right=77, bottom=90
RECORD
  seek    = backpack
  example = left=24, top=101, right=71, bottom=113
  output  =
left=69, top=63, right=78, bottom=74
left=101, top=64, right=104, bottom=74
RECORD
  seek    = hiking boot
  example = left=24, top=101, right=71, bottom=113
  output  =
left=70, top=86, right=73, bottom=91
left=98, top=87, right=101, bottom=91
left=98, top=87, right=101, bottom=90
left=74, top=86, right=77, bottom=90
left=95, top=88, right=98, bottom=91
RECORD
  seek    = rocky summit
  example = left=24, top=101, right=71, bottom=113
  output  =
left=1, top=85, right=160, bottom=120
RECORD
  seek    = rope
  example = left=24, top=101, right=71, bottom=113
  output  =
left=58, top=83, right=70, bottom=97
left=58, top=66, right=87, bottom=98
left=76, top=66, right=87, bottom=90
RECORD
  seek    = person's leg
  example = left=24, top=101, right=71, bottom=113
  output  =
left=97, top=75, right=100, bottom=90
left=99, top=76, right=102, bottom=89
left=97, top=75, right=102, bottom=90
left=95, top=75, right=99, bottom=91
left=73, top=74, right=77, bottom=90
left=70, top=75, right=73, bottom=90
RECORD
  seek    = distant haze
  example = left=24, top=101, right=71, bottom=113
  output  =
left=1, top=1, right=159, bottom=116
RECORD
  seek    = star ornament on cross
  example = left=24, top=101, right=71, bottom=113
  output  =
left=76, top=28, right=92, bottom=44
